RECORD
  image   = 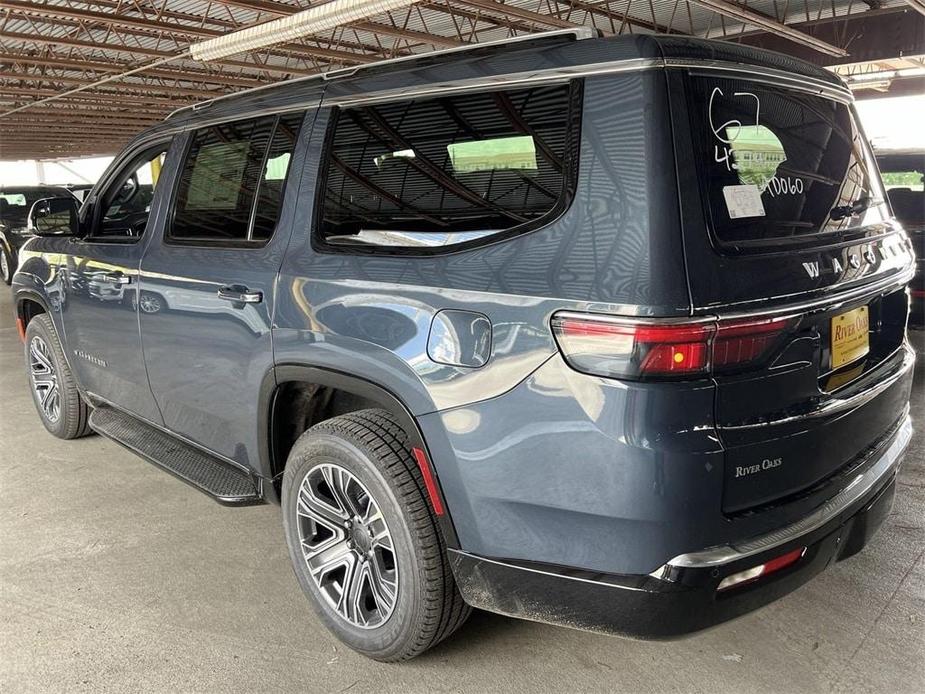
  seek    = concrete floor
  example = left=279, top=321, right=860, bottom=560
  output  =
left=1, top=288, right=923, bottom=694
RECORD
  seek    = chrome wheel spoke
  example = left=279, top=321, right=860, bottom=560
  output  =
left=368, top=554, right=397, bottom=608
left=369, top=523, right=393, bottom=552
left=305, top=537, right=353, bottom=578
left=321, top=465, right=362, bottom=518
left=30, top=345, right=53, bottom=374
left=297, top=463, right=399, bottom=629
left=340, top=558, right=368, bottom=625
left=297, top=485, right=348, bottom=530
left=40, top=383, right=58, bottom=411
left=28, top=336, right=60, bottom=423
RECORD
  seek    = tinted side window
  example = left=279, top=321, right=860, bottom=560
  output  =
left=317, top=83, right=577, bottom=251
left=252, top=113, right=303, bottom=241
left=96, top=144, right=169, bottom=241
left=170, top=113, right=302, bottom=245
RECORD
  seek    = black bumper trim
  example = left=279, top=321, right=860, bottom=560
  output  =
left=448, top=472, right=898, bottom=639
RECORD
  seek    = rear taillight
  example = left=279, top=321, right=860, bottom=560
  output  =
left=551, top=313, right=794, bottom=380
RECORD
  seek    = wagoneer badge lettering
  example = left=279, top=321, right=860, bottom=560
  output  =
left=74, top=349, right=107, bottom=368
left=802, top=244, right=883, bottom=279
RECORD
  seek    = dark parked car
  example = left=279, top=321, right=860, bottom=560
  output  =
left=0, top=185, right=76, bottom=284
left=11, top=32, right=916, bottom=661
left=875, top=149, right=924, bottom=349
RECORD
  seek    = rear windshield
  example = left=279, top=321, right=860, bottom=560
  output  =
left=686, top=75, right=889, bottom=250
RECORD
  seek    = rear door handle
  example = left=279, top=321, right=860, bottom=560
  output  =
left=217, top=284, right=262, bottom=304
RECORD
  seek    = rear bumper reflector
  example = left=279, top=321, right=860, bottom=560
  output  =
left=717, top=547, right=805, bottom=591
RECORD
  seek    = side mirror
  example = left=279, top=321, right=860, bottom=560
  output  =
left=28, top=197, right=80, bottom=236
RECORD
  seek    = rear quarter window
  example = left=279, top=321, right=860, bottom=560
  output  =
left=315, top=82, right=581, bottom=253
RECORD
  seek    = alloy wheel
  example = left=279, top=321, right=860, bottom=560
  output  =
left=0, top=250, right=9, bottom=283
left=139, top=295, right=161, bottom=313
left=29, top=335, right=60, bottom=423
left=296, top=463, right=399, bottom=629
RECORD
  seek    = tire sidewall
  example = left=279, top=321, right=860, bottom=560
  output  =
left=282, top=431, right=426, bottom=660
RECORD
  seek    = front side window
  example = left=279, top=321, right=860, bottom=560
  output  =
left=317, top=83, right=577, bottom=251
left=93, top=144, right=169, bottom=240
left=170, top=112, right=302, bottom=245
left=687, top=76, right=889, bottom=250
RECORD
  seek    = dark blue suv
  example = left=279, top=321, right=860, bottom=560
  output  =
left=11, top=33, right=916, bottom=661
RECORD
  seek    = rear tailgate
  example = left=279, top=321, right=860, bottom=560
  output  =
left=671, top=68, right=916, bottom=514
left=715, top=283, right=912, bottom=513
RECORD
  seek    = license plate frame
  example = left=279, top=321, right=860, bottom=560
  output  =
left=830, top=305, right=870, bottom=370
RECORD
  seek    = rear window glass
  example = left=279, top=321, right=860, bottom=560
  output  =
left=316, top=83, right=577, bottom=251
left=687, top=76, right=889, bottom=249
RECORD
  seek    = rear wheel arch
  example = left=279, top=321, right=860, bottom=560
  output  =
left=261, top=365, right=458, bottom=547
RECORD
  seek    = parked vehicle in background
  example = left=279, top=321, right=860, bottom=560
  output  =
left=876, top=149, right=924, bottom=351
left=11, top=32, right=916, bottom=661
left=0, top=185, right=77, bottom=285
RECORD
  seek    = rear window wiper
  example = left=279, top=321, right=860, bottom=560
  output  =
left=830, top=196, right=871, bottom=221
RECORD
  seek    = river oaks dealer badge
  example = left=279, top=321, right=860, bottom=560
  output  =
left=830, top=306, right=870, bottom=370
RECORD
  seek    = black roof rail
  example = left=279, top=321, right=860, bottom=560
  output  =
left=167, top=27, right=596, bottom=121
left=322, top=27, right=597, bottom=81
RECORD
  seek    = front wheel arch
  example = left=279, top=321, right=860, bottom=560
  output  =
left=16, top=293, right=50, bottom=332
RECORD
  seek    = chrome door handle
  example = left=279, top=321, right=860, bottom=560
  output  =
left=103, top=272, right=132, bottom=285
left=217, top=285, right=262, bottom=304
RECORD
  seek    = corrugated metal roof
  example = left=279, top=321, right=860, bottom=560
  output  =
left=0, top=0, right=918, bottom=159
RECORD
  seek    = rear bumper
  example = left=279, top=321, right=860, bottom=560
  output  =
left=449, top=415, right=911, bottom=639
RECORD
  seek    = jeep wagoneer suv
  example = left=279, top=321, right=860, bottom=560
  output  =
left=12, top=32, right=916, bottom=661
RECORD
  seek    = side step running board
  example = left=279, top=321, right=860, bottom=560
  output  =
left=89, top=406, right=264, bottom=506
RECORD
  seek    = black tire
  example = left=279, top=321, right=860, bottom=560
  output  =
left=0, top=245, right=12, bottom=285
left=24, top=314, right=93, bottom=439
left=281, top=409, right=470, bottom=661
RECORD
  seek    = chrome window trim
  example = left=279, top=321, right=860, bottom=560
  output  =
left=322, top=58, right=659, bottom=108
left=166, top=55, right=849, bottom=125
left=653, top=413, right=912, bottom=572
left=665, top=59, right=853, bottom=103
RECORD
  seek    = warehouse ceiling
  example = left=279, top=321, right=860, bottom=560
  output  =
left=1, top=0, right=923, bottom=160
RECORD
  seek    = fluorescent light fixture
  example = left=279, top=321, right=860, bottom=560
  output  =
left=190, top=0, right=421, bottom=62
